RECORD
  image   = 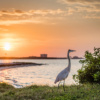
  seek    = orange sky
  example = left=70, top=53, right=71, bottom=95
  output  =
left=0, top=0, right=100, bottom=57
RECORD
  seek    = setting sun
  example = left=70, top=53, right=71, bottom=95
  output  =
left=4, top=42, right=11, bottom=51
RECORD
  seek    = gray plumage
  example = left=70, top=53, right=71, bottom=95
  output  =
left=54, top=49, right=75, bottom=90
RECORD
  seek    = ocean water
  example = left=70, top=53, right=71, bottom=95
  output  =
left=0, top=59, right=82, bottom=88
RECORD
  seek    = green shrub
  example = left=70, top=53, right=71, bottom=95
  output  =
left=73, top=47, right=100, bottom=84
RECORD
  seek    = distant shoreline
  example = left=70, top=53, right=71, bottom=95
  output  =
left=0, top=57, right=83, bottom=59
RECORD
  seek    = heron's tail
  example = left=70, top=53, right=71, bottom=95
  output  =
left=54, top=80, right=57, bottom=84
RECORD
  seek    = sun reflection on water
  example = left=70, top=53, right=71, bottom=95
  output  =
left=2, top=59, right=12, bottom=63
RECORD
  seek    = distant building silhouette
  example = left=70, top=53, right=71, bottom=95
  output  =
left=40, top=54, right=47, bottom=58
left=72, top=56, right=83, bottom=59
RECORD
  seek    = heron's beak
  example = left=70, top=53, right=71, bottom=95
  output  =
left=72, top=50, right=76, bottom=52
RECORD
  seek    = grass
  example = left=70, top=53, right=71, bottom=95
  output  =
left=0, top=83, right=100, bottom=100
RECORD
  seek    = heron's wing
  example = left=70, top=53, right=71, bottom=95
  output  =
left=54, top=68, right=69, bottom=84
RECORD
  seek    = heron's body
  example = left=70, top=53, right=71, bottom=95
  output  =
left=54, top=49, right=75, bottom=91
left=54, top=66, right=69, bottom=84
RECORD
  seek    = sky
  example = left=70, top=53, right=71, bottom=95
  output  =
left=0, top=0, right=100, bottom=57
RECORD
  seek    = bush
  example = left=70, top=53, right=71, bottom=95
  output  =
left=73, top=47, right=100, bottom=84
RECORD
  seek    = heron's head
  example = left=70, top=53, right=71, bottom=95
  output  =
left=68, top=49, right=76, bottom=53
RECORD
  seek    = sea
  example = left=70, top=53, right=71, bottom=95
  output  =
left=0, top=59, right=82, bottom=88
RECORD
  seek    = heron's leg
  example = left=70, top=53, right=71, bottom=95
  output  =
left=63, top=80, right=65, bottom=91
left=58, top=81, right=61, bottom=89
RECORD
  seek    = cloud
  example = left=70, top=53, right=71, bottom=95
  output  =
left=0, top=10, right=27, bottom=16
left=0, top=19, right=43, bottom=26
left=61, top=0, right=100, bottom=4
left=85, top=15, right=100, bottom=19
left=93, top=4, right=100, bottom=9
left=0, top=9, right=66, bottom=25
left=0, top=9, right=64, bottom=16
left=60, top=0, right=100, bottom=9
left=14, top=10, right=24, bottom=13
left=75, top=6, right=100, bottom=13
left=66, top=8, right=76, bottom=15
left=29, top=9, right=64, bottom=16
left=58, top=0, right=100, bottom=19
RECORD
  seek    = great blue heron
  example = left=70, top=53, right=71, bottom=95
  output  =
left=54, top=49, right=75, bottom=91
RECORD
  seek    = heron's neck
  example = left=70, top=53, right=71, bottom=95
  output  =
left=67, top=51, right=71, bottom=71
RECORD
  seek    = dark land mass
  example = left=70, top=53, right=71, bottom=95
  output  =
left=0, top=62, right=45, bottom=67
left=0, top=56, right=83, bottom=59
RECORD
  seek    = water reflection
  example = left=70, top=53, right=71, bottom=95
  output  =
left=0, top=59, right=82, bottom=88
left=0, top=59, right=12, bottom=64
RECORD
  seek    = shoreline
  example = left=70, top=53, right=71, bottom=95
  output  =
left=0, top=62, right=45, bottom=71
left=0, top=62, right=44, bottom=67
left=0, top=57, right=83, bottom=59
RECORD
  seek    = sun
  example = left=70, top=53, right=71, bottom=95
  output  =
left=4, top=42, right=11, bottom=51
